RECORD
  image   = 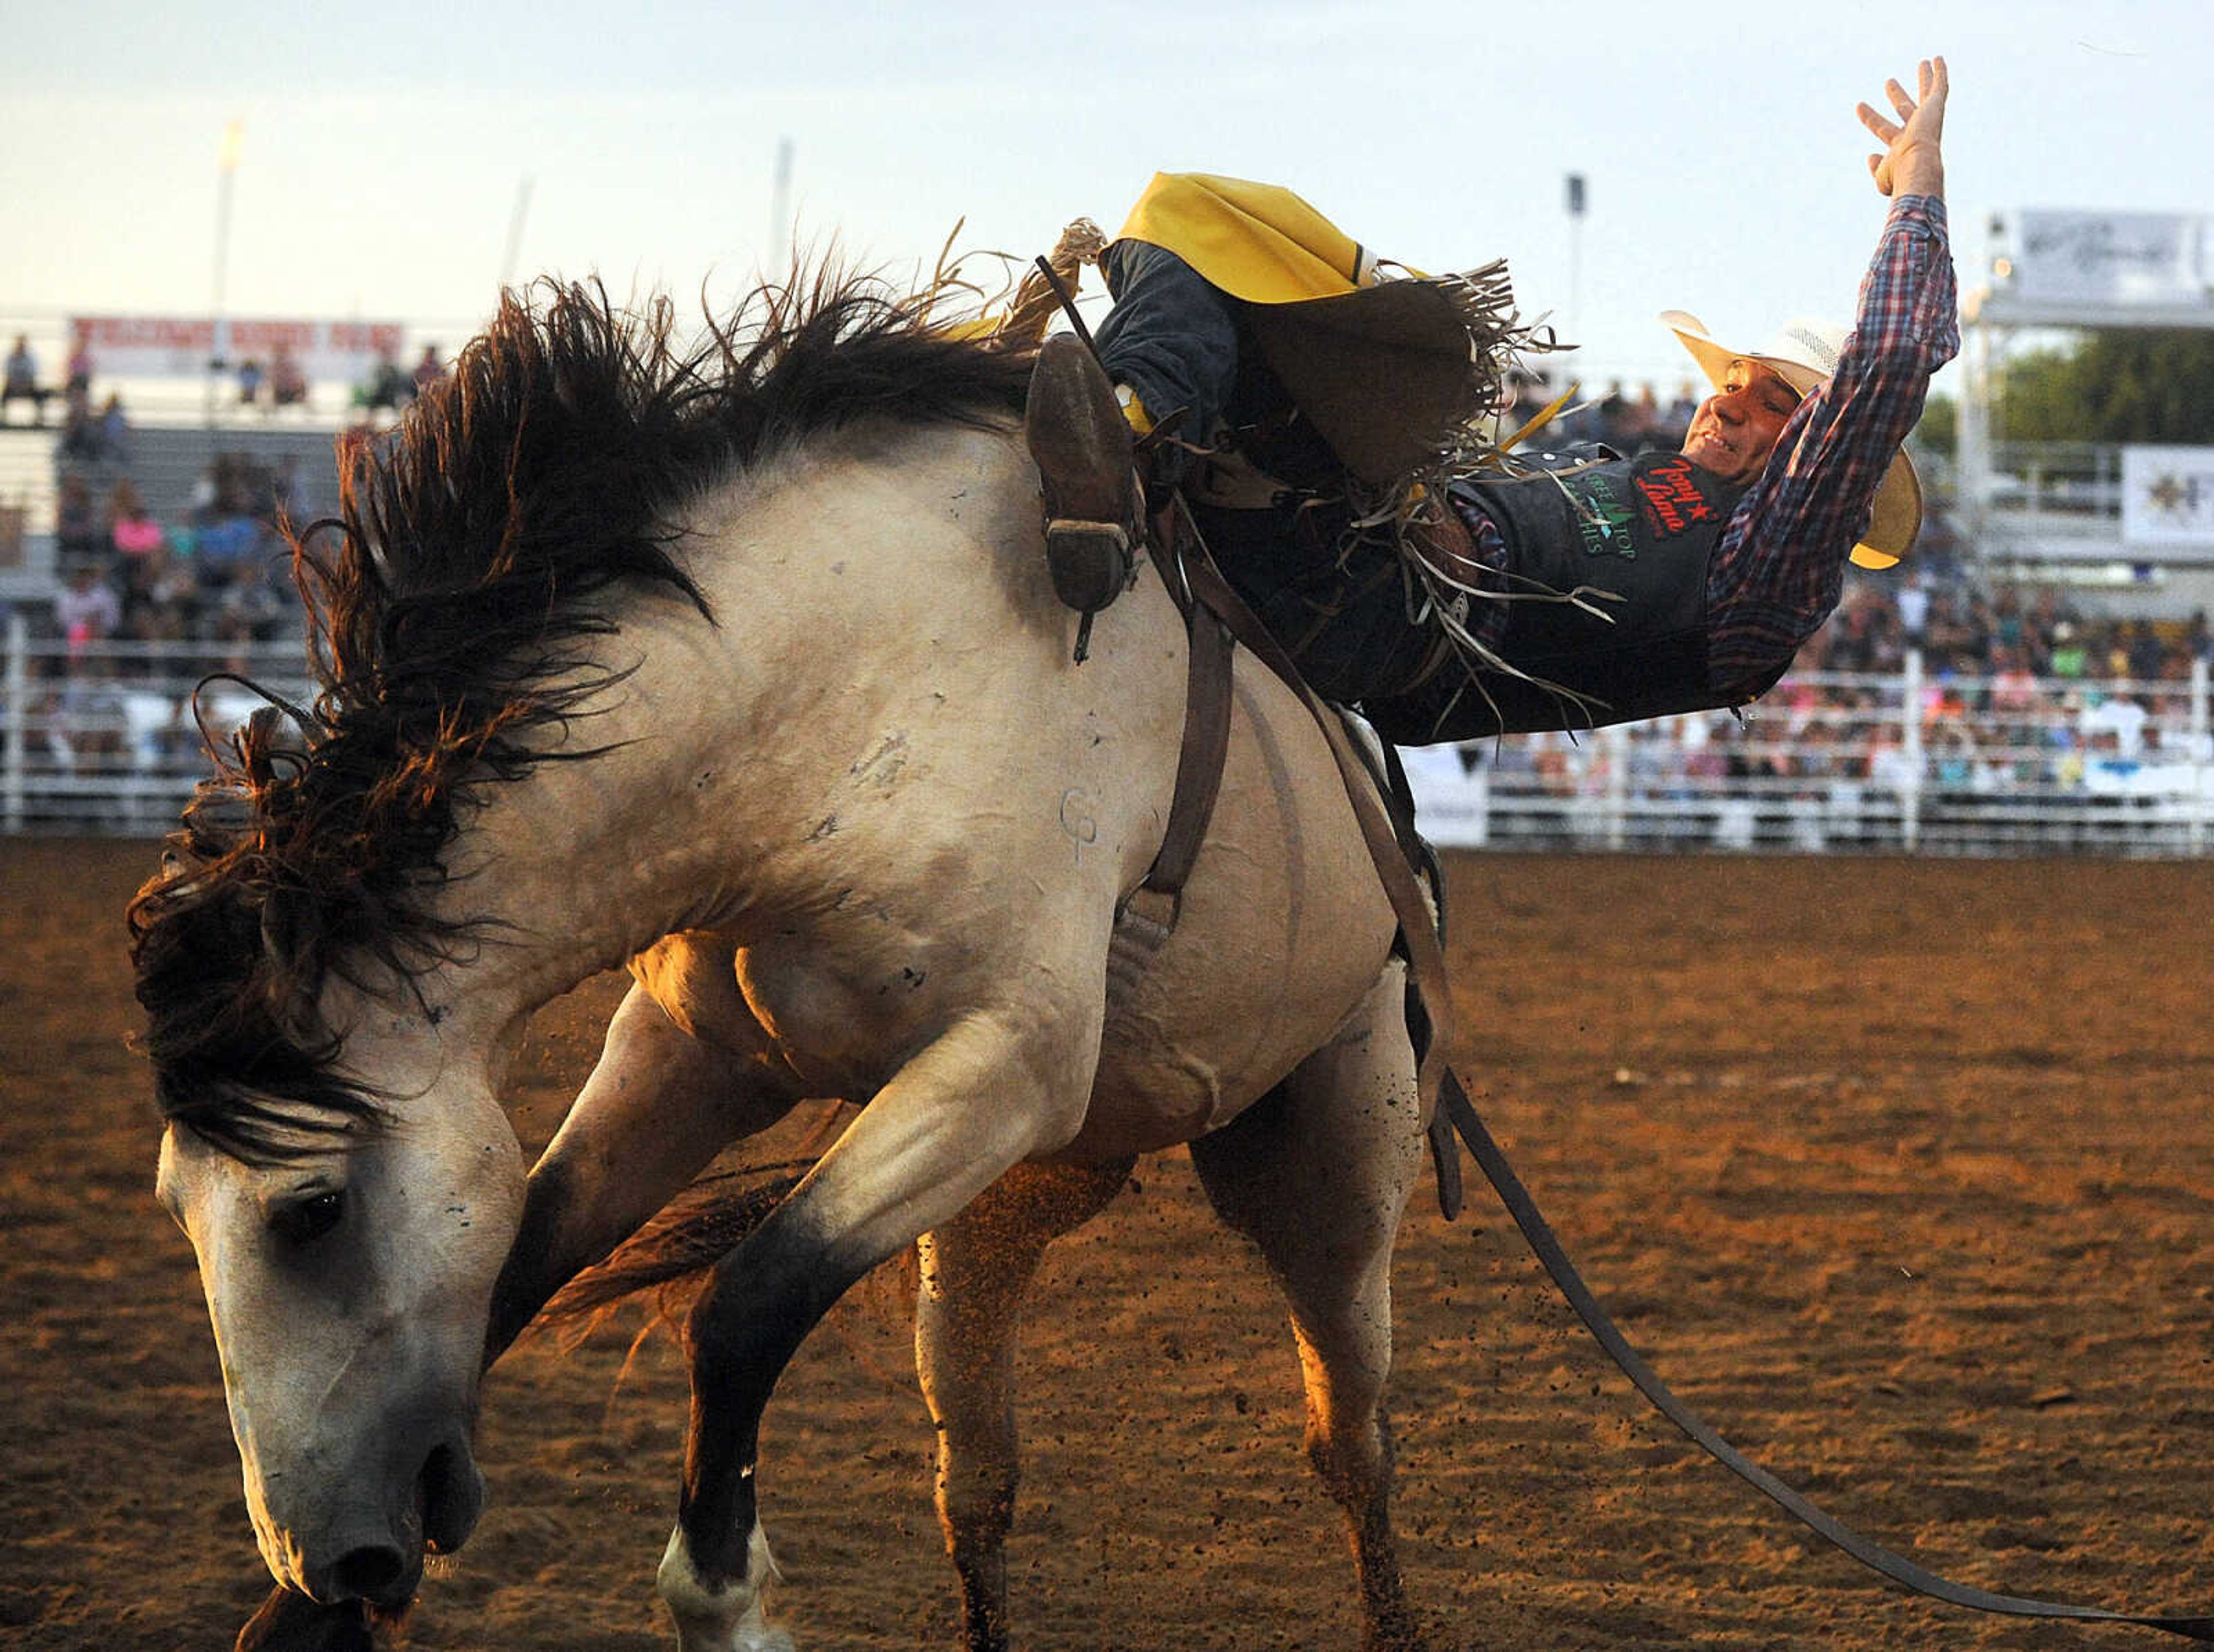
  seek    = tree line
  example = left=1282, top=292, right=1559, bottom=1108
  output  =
left=1918, top=327, right=2214, bottom=452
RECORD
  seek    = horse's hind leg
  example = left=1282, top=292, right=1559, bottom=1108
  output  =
left=1188, top=962, right=1428, bottom=1652
left=916, top=1159, right=1133, bottom=1652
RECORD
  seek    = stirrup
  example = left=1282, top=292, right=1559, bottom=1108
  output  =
left=1025, top=334, right=1142, bottom=655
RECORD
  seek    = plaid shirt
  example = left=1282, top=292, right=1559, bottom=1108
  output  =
left=1704, top=195, right=1959, bottom=691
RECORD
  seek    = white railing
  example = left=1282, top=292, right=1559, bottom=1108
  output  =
left=7, top=612, right=2211, bottom=856
left=1, top=612, right=312, bottom=836
left=1406, top=652, right=2212, bottom=857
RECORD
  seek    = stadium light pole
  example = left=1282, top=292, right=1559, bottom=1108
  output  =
left=500, top=176, right=535, bottom=293
left=208, top=119, right=244, bottom=426
left=1564, top=172, right=1587, bottom=357
left=769, top=138, right=794, bottom=273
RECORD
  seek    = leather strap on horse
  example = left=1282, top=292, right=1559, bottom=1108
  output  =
left=1022, top=250, right=1446, bottom=1061
left=1169, top=506, right=1459, bottom=1111
left=1434, top=1070, right=2214, bottom=1638
left=1109, top=535, right=1237, bottom=1007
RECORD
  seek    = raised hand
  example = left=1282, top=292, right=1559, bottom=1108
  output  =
left=1858, top=56, right=1948, bottom=199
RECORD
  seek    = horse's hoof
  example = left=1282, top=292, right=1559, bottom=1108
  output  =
left=235, top=1585, right=375, bottom=1652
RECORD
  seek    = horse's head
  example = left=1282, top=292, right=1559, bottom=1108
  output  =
left=152, top=1019, right=528, bottom=1610
left=151, top=995, right=526, bottom=1608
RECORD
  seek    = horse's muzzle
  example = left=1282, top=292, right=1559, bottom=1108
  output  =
left=293, top=1435, right=483, bottom=1608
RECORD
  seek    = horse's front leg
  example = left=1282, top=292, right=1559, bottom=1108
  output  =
left=488, top=977, right=808, bottom=1360
left=916, top=1159, right=1133, bottom=1652
left=657, top=1009, right=1095, bottom=1652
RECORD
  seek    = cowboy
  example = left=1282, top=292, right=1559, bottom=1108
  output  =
left=1027, top=58, right=1957, bottom=744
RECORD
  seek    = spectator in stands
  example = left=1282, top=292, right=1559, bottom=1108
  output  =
left=238, top=357, right=266, bottom=406
left=55, top=476, right=101, bottom=563
left=1620, top=387, right=1656, bottom=454
left=1893, top=571, right=1928, bottom=648
left=2125, top=619, right=2166, bottom=684
left=360, top=346, right=411, bottom=412
left=1587, top=380, right=1628, bottom=447
left=107, top=480, right=164, bottom=565
left=54, top=560, right=121, bottom=654
left=58, top=383, right=100, bottom=461
left=119, top=540, right=199, bottom=657
left=2190, top=610, right=2212, bottom=664
left=1988, top=642, right=2037, bottom=716
left=2092, top=620, right=2128, bottom=680
left=3, top=334, right=48, bottom=426
left=413, top=344, right=447, bottom=396
left=93, top=393, right=131, bottom=463
left=2047, top=621, right=2087, bottom=680
left=189, top=452, right=272, bottom=595
left=65, top=323, right=93, bottom=399
left=270, top=342, right=309, bottom=408
left=1865, top=721, right=1916, bottom=798
left=47, top=560, right=130, bottom=771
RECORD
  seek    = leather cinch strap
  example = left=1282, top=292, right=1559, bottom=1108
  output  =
left=1110, top=548, right=1237, bottom=1006
left=1172, top=515, right=1458, bottom=1110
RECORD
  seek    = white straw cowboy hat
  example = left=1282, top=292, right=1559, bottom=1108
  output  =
left=1659, top=309, right=1922, bottom=570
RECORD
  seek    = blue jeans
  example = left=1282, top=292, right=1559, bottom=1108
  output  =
left=1094, top=240, right=1242, bottom=460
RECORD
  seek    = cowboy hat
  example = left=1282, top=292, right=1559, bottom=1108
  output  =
left=1659, top=310, right=1921, bottom=570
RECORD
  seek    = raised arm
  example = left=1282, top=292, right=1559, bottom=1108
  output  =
left=1859, top=55, right=1948, bottom=201
left=1700, top=58, right=1961, bottom=689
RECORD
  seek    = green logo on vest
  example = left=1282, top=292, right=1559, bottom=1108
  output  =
left=1571, top=473, right=1638, bottom=559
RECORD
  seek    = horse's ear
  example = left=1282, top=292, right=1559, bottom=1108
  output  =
left=237, top=703, right=314, bottom=785
left=245, top=703, right=306, bottom=752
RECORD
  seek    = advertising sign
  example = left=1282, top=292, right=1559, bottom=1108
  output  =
left=2012, top=212, right=2209, bottom=306
left=2121, top=445, right=2214, bottom=546
left=65, top=315, right=406, bottom=383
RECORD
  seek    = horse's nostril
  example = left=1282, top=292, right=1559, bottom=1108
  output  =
left=330, top=1543, right=407, bottom=1601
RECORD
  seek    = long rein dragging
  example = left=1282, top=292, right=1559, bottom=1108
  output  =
left=1050, top=299, right=2214, bottom=1640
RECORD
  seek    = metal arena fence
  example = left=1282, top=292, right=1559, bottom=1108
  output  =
left=1388, top=652, right=2209, bottom=858
left=6, top=612, right=2212, bottom=857
left=2, top=618, right=314, bottom=838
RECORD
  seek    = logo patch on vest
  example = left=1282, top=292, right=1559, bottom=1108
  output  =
left=1633, top=457, right=1724, bottom=538
left=1571, top=471, right=1639, bottom=559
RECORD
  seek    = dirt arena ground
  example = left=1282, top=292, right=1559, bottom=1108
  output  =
left=5, top=836, right=2213, bottom=1650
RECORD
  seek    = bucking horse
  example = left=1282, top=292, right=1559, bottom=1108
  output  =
left=131, top=271, right=1449, bottom=1651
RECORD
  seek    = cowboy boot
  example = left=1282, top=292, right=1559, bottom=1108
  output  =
left=1025, top=333, right=1143, bottom=621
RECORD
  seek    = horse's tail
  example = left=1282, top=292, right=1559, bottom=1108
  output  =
left=533, top=1164, right=811, bottom=1344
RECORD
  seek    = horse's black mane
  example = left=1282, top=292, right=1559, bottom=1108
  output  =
left=129, top=271, right=1037, bottom=1163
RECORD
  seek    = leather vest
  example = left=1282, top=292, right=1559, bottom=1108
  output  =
left=1410, top=450, right=1761, bottom=737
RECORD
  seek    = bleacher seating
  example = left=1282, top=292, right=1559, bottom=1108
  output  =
left=54, top=424, right=344, bottom=530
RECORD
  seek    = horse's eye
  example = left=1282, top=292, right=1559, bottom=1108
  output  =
left=269, top=1190, right=344, bottom=1245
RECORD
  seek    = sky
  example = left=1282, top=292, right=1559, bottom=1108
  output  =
left=5, top=0, right=2211, bottom=387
